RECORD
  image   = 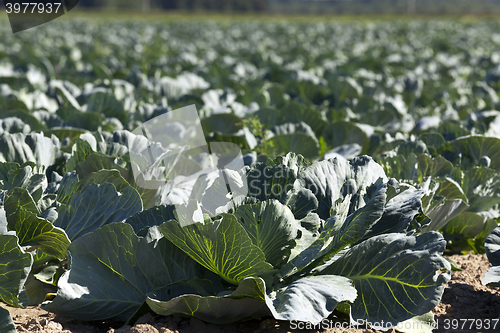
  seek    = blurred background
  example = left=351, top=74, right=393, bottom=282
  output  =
left=4, top=0, right=500, bottom=15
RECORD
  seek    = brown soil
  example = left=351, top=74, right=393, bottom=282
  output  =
left=7, top=254, right=500, bottom=333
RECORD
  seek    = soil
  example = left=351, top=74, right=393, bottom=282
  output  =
left=7, top=254, right=500, bottom=333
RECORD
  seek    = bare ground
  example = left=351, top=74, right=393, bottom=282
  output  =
left=7, top=254, right=500, bottom=333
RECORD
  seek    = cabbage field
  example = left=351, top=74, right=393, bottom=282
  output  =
left=1, top=17, right=500, bottom=333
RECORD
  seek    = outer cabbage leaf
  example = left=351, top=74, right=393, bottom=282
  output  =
left=73, top=153, right=128, bottom=179
left=0, top=305, right=16, bottom=333
left=265, top=275, right=357, bottom=324
left=125, top=204, right=177, bottom=236
left=147, top=277, right=270, bottom=324
left=52, top=171, right=79, bottom=206
left=158, top=214, right=273, bottom=285
left=282, top=188, right=318, bottom=220
left=377, top=150, right=418, bottom=182
left=64, top=139, right=95, bottom=173
left=486, top=227, right=500, bottom=266
left=54, top=183, right=142, bottom=240
left=71, top=152, right=161, bottom=210
left=275, top=153, right=310, bottom=175
left=44, top=128, right=87, bottom=145
left=266, top=122, right=320, bottom=160
left=7, top=208, right=70, bottom=259
left=267, top=133, right=320, bottom=160
left=482, top=226, right=500, bottom=287
left=451, top=136, right=500, bottom=171
left=324, top=143, right=362, bottom=160
left=444, top=212, right=487, bottom=238
left=57, top=105, right=104, bottom=131
left=233, top=200, right=298, bottom=267
left=392, top=312, right=436, bottom=333
left=76, top=169, right=131, bottom=193
left=256, top=102, right=326, bottom=136
left=149, top=261, right=357, bottom=325
left=461, top=167, right=500, bottom=217
left=201, top=113, right=243, bottom=135
left=49, top=80, right=81, bottom=110
left=320, top=232, right=450, bottom=324
left=330, top=183, right=387, bottom=249
left=4, top=187, right=39, bottom=216
left=0, top=110, right=44, bottom=133
left=43, top=223, right=211, bottom=323
left=0, top=234, right=32, bottom=307
left=377, top=141, right=453, bottom=184
left=87, top=92, right=126, bottom=124
left=483, top=266, right=500, bottom=288
left=322, top=121, right=372, bottom=154
left=417, top=154, right=453, bottom=180
left=423, top=199, right=469, bottom=232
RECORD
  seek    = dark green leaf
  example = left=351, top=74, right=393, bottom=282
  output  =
left=445, top=212, right=487, bottom=238
left=321, top=232, right=450, bottom=324
left=322, top=121, right=372, bottom=154
left=451, top=136, right=500, bottom=171
left=0, top=235, right=32, bottom=307
left=265, top=275, right=356, bottom=324
left=64, top=139, right=95, bottom=174
left=267, top=133, right=320, bottom=160
left=147, top=277, right=269, bottom=324
left=126, top=204, right=177, bottom=235
left=54, top=183, right=142, bottom=240
left=57, top=105, right=104, bottom=131
left=0, top=305, right=16, bottom=333
left=44, top=223, right=209, bottom=323
left=202, top=114, right=242, bottom=135
left=87, top=92, right=126, bottom=124
left=485, top=226, right=500, bottom=266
